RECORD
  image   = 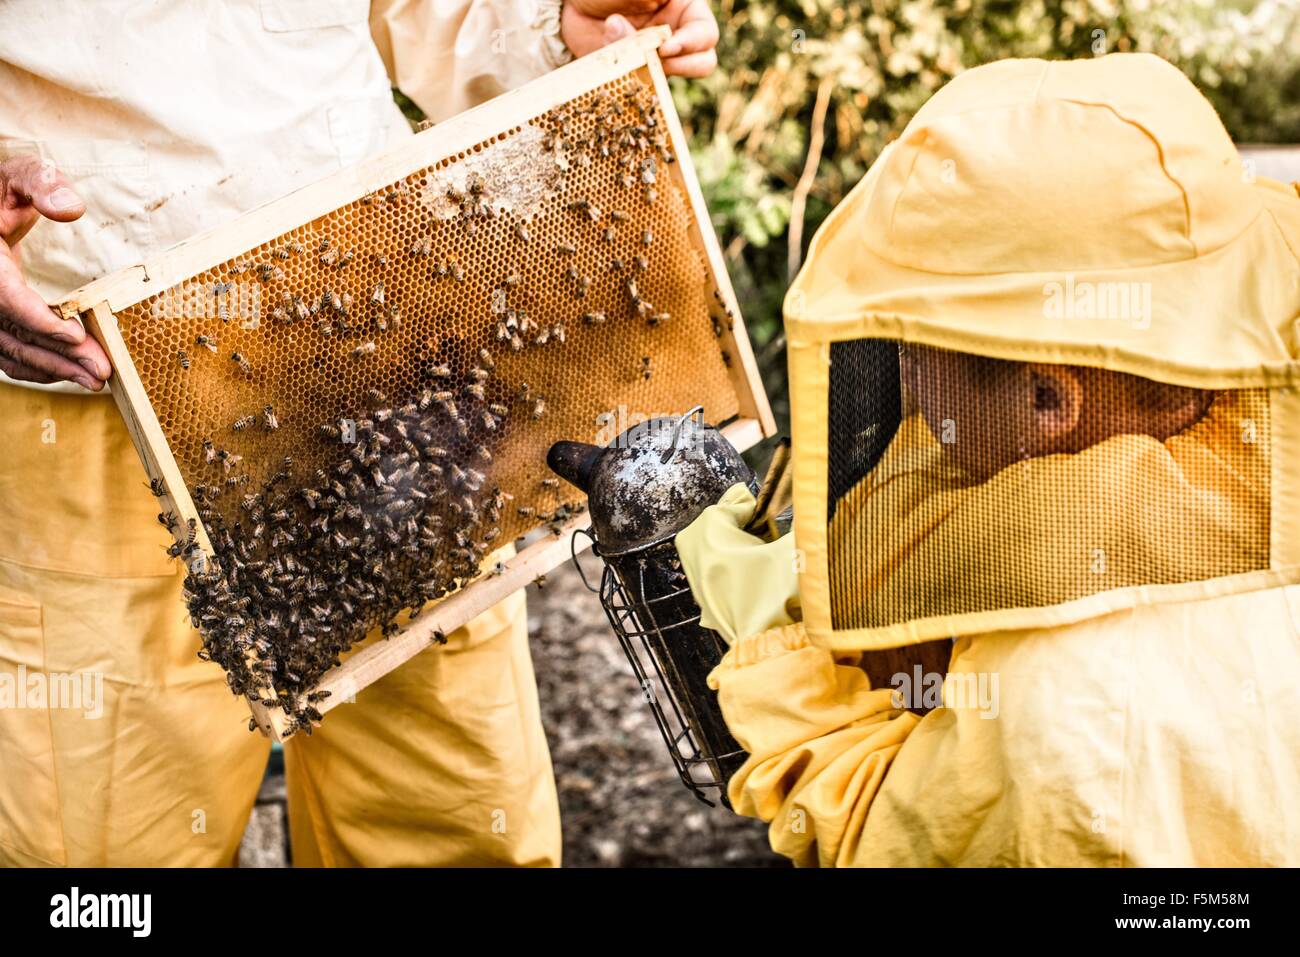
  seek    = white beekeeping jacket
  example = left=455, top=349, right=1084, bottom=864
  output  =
left=0, top=0, right=568, bottom=391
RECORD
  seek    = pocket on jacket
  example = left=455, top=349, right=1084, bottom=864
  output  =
left=0, top=586, right=66, bottom=866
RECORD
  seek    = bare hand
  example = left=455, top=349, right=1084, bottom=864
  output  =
left=0, top=156, right=110, bottom=390
left=561, top=0, right=720, bottom=78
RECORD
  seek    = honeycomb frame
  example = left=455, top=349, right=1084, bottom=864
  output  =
left=56, top=29, right=774, bottom=741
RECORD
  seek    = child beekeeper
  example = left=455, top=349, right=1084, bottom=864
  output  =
left=677, top=52, right=1300, bottom=866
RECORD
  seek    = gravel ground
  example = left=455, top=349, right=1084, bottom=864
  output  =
left=240, top=553, right=781, bottom=867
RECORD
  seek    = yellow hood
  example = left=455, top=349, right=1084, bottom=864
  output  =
left=786, top=54, right=1300, bottom=388
left=785, top=53, right=1300, bottom=652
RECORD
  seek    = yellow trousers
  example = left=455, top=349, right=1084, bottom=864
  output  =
left=0, top=384, right=560, bottom=867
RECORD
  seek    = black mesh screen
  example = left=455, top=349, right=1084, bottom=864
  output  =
left=827, top=340, right=902, bottom=516
left=825, top=340, right=1271, bottom=631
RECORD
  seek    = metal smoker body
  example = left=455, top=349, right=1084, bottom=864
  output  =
left=549, top=407, right=754, bottom=806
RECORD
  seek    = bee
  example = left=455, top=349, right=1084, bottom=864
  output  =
left=478, top=348, right=495, bottom=371
left=582, top=311, right=606, bottom=325
left=642, top=229, right=653, bottom=247
left=515, top=223, right=530, bottom=243
left=157, top=511, right=177, bottom=531
left=509, top=333, right=524, bottom=352
left=177, top=349, right=190, bottom=369
left=475, top=445, right=492, bottom=463
left=336, top=250, right=354, bottom=269
left=231, top=414, right=255, bottom=431
left=463, top=382, right=485, bottom=401
left=610, top=258, right=625, bottom=272
left=371, top=283, right=385, bottom=306
left=610, top=210, right=628, bottom=222
left=641, top=356, right=652, bottom=381
left=648, top=311, right=671, bottom=327
left=644, top=186, right=658, bottom=205
left=488, top=403, right=508, bottom=417
left=503, top=267, right=520, bottom=288
left=273, top=246, right=291, bottom=261
left=230, top=260, right=250, bottom=275
left=602, top=227, right=616, bottom=244
left=319, top=246, right=339, bottom=267
left=531, top=396, right=546, bottom=420
left=263, top=406, right=279, bottom=431
left=552, top=324, right=566, bottom=344
left=480, top=410, right=497, bottom=431
left=256, top=263, right=281, bottom=282
left=534, top=327, right=550, bottom=347
left=230, top=352, right=251, bottom=375
left=541, top=477, right=559, bottom=489
left=556, top=243, right=576, bottom=256
left=635, top=255, right=649, bottom=272
left=451, top=263, right=465, bottom=282
left=204, top=439, right=218, bottom=463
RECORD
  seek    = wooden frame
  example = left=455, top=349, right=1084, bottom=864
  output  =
left=55, top=28, right=775, bottom=742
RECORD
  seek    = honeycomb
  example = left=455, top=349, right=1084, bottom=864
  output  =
left=112, top=71, right=743, bottom=732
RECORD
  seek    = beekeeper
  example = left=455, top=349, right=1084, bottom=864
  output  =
left=0, top=0, right=718, bottom=867
left=678, top=53, right=1300, bottom=866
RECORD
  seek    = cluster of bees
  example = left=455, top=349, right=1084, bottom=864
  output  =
left=173, top=362, right=564, bottom=733
left=155, top=78, right=686, bottom=732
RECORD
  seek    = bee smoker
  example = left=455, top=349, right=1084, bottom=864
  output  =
left=549, top=407, right=753, bottom=807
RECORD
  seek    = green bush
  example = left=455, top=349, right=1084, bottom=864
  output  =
left=672, top=0, right=1300, bottom=432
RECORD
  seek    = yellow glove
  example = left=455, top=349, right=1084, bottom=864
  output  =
left=675, top=483, right=801, bottom=647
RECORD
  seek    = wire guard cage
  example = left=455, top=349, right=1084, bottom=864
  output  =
left=574, top=529, right=746, bottom=807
